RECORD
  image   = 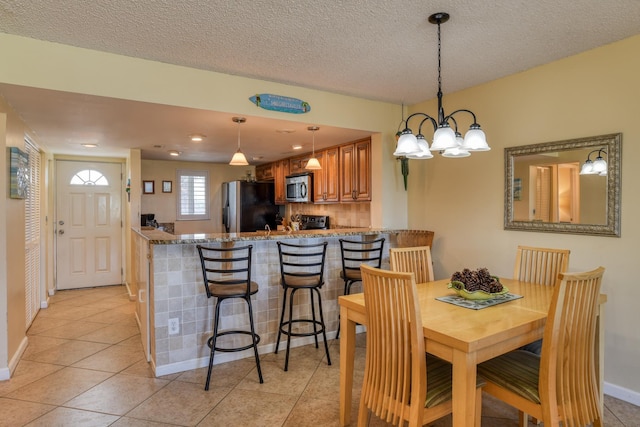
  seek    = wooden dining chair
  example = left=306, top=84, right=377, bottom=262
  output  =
left=514, top=245, right=570, bottom=357
left=513, top=245, right=570, bottom=287
left=358, top=264, right=483, bottom=427
left=389, top=245, right=435, bottom=283
left=478, top=267, right=605, bottom=427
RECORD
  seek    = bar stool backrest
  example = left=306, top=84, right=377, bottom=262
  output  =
left=339, top=237, right=385, bottom=280
left=197, top=244, right=253, bottom=298
left=277, top=241, right=328, bottom=287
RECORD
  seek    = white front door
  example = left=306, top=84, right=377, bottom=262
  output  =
left=55, top=160, right=123, bottom=290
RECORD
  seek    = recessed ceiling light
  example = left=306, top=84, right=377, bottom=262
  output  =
left=292, top=145, right=303, bottom=150
left=189, top=134, right=205, bottom=142
left=81, top=143, right=98, bottom=148
left=168, top=150, right=181, bottom=156
left=277, top=129, right=296, bottom=134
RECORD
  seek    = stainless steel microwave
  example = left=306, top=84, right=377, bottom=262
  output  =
left=285, top=173, right=312, bottom=203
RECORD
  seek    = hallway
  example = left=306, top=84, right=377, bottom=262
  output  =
left=0, top=285, right=637, bottom=426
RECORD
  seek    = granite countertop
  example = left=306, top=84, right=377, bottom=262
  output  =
left=135, top=227, right=406, bottom=244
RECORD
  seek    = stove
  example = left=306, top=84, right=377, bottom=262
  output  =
left=300, top=214, right=330, bottom=230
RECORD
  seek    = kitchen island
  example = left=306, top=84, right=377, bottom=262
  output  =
left=132, top=228, right=432, bottom=376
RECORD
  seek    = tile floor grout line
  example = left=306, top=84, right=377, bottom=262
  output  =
left=4, top=285, right=637, bottom=426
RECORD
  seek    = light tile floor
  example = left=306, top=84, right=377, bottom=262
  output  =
left=1, top=285, right=638, bottom=426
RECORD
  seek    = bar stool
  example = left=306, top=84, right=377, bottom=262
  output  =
left=336, top=237, right=385, bottom=339
left=275, top=241, right=331, bottom=371
left=197, top=244, right=263, bottom=390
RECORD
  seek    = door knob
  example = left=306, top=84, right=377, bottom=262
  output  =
left=58, top=229, right=65, bottom=235
left=58, top=220, right=64, bottom=225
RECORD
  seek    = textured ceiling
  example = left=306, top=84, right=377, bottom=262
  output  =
left=1, top=0, right=639, bottom=162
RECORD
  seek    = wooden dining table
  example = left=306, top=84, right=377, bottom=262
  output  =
left=338, top=277, right=607, bottom=427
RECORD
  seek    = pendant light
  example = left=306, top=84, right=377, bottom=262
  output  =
left=394, top=12, right=490, bottom=159
left=305, top=126, right=322, bottom=170
left=229, top=117, right=249, bottom=166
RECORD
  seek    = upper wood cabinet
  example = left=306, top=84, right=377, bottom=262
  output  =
left=339, top=138, right=371, bottom=202
left=260, top=136, right=371, bottom=205
left=288, top=155, right=311, bottom=175
left=274, top=159, right=289, bottom=205
left=255, top=163, right=274, bottom=181
left=313, top=147, right=339, bottom=203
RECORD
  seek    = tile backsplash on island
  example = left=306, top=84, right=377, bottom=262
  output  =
left=286, top=203, right=371, bottom=228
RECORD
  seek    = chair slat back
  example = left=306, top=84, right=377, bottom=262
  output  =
left=197, top=244, right=252, bottom=298
left=514, top=245, right=570, bottom=286
left=539, top=266, right=605, bottom=425
left=389, top=246, right=435, bottom=283
left=359, top=264, right=426, bottom=426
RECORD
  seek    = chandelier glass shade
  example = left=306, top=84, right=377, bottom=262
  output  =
left=580, top=148, right=607, bottom=176
left=229, top=117, right=249, bottom=166
left=305, top=126, right=322, bottom=170
left=394, top=12, right=490, bottom=159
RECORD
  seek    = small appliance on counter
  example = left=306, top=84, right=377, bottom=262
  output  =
left=300, top=214, right=330, bottom=230
left=141, top=213, right=158, bottom=228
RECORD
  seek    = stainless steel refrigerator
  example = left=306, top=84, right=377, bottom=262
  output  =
left=221, top=181, right=281, bottom=232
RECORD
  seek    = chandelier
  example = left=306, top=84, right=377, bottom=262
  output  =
left=580, top=148, right=607, bottom=176
left=394, top=12, right=490, bottom=159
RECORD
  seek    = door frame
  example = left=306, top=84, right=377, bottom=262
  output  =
left=52, top=156, right=126, bottom=292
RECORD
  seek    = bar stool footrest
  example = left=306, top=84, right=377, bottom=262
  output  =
left=279, top=319, right=325, bottom=337
left=207, top=330, right=260, bottom=353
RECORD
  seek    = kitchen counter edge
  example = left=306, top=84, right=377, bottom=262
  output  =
left=134, top=227, right=411, bottom=245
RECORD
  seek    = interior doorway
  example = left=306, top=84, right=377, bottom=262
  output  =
left=531, top=162, right=580, bottom=223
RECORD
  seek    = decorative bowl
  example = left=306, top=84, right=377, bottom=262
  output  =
left=447, top=281, right=509, bottom=300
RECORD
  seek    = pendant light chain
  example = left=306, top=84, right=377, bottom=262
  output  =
left=437, top=18, right=442, bottom=97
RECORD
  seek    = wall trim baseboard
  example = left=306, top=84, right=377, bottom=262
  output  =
left=604, top=382, right=640, bottom=407
left=124, top=281, right=136, bottom=301
left=0, top=336, right=29, bottom=380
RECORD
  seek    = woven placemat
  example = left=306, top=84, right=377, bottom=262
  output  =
left=436, top=293, right=523, bottom=310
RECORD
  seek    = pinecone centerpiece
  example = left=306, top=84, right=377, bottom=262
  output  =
left=448, top=268, right=508, bottom=300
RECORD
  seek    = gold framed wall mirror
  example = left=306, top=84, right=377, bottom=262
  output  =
left=504, top=133, right=621, bottom=237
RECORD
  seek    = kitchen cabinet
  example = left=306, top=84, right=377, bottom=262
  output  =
left=313, top=147, right=339, bottom=203
left=288, top=155, right=311, bottom=175
left=339, top=138, right=371, bottom=202
left=274, top=159, right=289, bottom=204
left=255, top=163, right=274, bottom=181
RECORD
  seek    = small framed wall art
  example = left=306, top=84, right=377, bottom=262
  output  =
left=513, top=178, right=522, bottom=201
left=162, top=180, right=172, bottom=193
left=9, top=147, right=29, bottom=199
left=143, top=180, right=155, bottom=194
